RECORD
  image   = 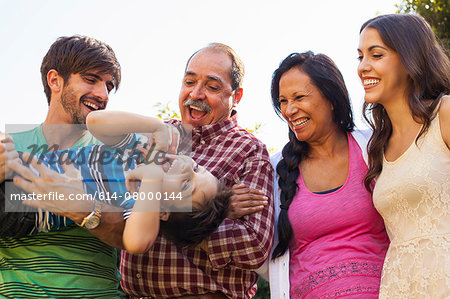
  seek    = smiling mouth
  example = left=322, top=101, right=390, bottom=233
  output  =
left=363, top=79, right=380, bottom=87
left=292, top=118, right=310, bottom=129
left=161, top=157, right=173, bottom=173
left=82, top=99, right=104, bottom=111
left=189, top=105, right=208, bottom=119
left=160, top=156, right=182, bottom=173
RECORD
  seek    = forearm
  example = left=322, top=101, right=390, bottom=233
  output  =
left=123, top=211, right=159, bottom=253
left=122, top=185, right=161, bottom=253
left=86, top=111, right=165, bottom=145
left=122, top=165, right=163, bottom=253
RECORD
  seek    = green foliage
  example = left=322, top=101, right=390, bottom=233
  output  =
left=244, top=123, right=262, bottom=134
left=253, top=277, right=270, bottom=299
left=266, top=147, right=275, bottom=154
left=153, top=101, right=181, bottom=120
left=396, top=0, right=449, bottom=53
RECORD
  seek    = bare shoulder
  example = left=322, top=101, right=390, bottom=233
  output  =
left=438, top=95, right=450, bottom=148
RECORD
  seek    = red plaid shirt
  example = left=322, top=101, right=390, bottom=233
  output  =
left=120, top=111, right=274, bottom=298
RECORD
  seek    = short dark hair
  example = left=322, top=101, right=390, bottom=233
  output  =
left=185, top=43, right=245, bottom=90
left=159, top=182, right=231, bottom=248
left=41, top=35, right=121, bottom=104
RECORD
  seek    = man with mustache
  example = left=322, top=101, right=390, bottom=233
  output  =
left=0, top=35, right=125, bottom=298
left=120, top=43, right=275, bottom=299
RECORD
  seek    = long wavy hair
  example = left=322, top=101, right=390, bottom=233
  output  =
left=361, top=14, right=450, bottom=191
left=271, top=51, right=355, bottom=259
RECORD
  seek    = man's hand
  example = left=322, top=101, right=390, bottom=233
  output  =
left=0, top=133, right=21, bottom=183
left=227, top=184, right=268, bottom=219
left=7, top=152, right=88, bottom=218
left=8, top=152, right=126, bottom=248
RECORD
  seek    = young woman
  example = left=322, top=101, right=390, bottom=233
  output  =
left=358, top=14, right=450, bottom=298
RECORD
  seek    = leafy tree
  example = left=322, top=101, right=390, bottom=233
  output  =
left=396, top=0, right=449, bottom=54
left=254, top=278, right=270, bottom=299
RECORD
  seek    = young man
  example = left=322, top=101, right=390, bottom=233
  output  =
left=0, top=35, right=125, bottom=298
left=120, top=43, right=275, bottom=299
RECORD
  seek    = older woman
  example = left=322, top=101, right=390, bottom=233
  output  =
left=260, top=52, right=389, bottom=298
left=357, top=14, right=450, bottom=298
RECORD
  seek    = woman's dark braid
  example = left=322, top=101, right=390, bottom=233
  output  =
left=272, top=130, right=309, bottom=259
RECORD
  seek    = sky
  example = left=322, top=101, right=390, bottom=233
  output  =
left=0, top=0, right=398, bottom=152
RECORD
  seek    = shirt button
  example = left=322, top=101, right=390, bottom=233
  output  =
left=136, top=273, right=141, bottom=279
left=200, top=140, right=205, bottom=145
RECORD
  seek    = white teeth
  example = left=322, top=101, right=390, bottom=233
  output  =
left=83, top=101, right=99, bottom=110
left=190, top=105, right=204, bottom=112
left=363, top=79, right=380, bottom=86
left=292, top=118, right=309, bottom=127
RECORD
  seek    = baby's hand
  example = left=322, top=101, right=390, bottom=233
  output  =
left=125, top=164, right=163, bottom=193
left=150, top=124, right=170, bottom=153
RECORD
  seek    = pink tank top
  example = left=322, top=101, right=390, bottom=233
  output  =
left=288, top=133, right=389, bottom=298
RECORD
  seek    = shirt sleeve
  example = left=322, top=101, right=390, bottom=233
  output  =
left=107, top=133, right=149, bottom=219
left=109, top=133, right=148, bottom=151
left=205, top=147, right=275, bottom=270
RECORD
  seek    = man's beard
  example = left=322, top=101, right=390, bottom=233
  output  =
left=60, top=87, right=86, bottom=125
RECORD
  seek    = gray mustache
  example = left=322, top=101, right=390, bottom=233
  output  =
left=183, top=99, right=212, bottom=113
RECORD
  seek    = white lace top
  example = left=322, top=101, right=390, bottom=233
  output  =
left=373, top=112, right=450, bottom=298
